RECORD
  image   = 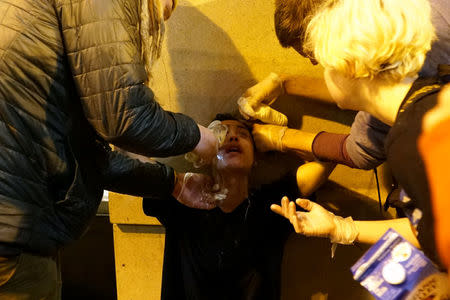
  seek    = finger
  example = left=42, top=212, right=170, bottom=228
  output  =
left=288, top=201, right=297, bottom=220
left=237, top=97, right=254, bottom=120
left=257, top=106, right=288, bottom=126
left=281, top=196, right=289, bottom=217
left=238, top=106, right=251, bottom=120
left=296, top=198, right=314, bottom=212
left=270, top=204, right=284, bottom=217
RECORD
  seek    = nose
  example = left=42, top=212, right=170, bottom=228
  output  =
left=227, top=129, right=239, bottom=142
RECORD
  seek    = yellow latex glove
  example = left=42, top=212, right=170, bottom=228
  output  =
left=237, top=73, right=288, bottom=126
left=252, top=123, right=287, bottom=152
left=271, top=197, right=358, bottom=245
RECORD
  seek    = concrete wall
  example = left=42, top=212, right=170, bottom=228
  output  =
left=112, top=0, right=397, bottom=299
left=150, top=0, right=393, bottom=198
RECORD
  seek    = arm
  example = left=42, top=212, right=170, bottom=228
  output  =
left=251, top=123, right=353, bottom=166
left=237, top=73, right=334, bottom=125
left=355, top=219, right=419, bottom=247
left=252, top=118, right=386, bottom=169
left=251, top=124, right=316, bottom=160
left=282, top=128, right=316, bottom=160
left=271, top=198, right=420, bottom=247
left=102, top=151, right=176, bottom=199
left=279, top=74, right=335, bottom=104
left=102, top=151, right=216, bottom=210
left=296, top=161, right=336, bottom=197
left=59, top=0, right=200, bottom=157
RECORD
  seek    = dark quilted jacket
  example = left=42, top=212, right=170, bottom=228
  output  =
left=0, top=0, right=200, bottom=255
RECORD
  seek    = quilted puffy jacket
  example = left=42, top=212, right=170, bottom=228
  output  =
left=0, top=0, right=200, bottom=255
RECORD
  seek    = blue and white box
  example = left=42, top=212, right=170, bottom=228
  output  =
left=351, top=228, right=448, bottom=300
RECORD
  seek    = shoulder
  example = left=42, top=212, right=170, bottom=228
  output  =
left=351, top=111, right=391, bottom=134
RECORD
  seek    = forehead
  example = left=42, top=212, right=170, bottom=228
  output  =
left=221, top=120, right=250, bottom=132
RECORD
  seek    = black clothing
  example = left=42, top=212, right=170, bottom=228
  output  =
left=0, top=0, right=200, bottom=256
left=385, top=70, right=448, bottom=266
left=143, top=175, right=300, bottom=300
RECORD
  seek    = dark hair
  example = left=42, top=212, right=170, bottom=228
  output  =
left=274, top=0, right=325, bottom=49
left=212, top=113, right=252, bottom=132
left=213, top=113, right=240, bottom=122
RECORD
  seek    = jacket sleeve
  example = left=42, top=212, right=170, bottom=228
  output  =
left=102, top=150, right=176, bottom=200
left=344, top=111, right=390, bottom=169
left=57, top=0, right=200, bottom=157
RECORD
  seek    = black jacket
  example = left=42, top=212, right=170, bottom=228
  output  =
left=386, top=69, right=449, bottom=267
left=0, top=0, right=200, bottom=255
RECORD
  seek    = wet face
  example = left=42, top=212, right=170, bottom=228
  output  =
left=216, top=120, right=255, bottom=174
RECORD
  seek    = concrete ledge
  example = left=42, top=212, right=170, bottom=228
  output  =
left=108, top=192, right=161, bottom=226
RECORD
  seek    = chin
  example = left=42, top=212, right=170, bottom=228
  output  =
left=217, top=163, right=251, bottom=174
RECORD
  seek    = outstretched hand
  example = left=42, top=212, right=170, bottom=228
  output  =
left=271, top=197, right=358, bottom=244
left=270, top=196, right=336, bottom=237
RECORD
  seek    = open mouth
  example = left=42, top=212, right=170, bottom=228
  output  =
left=224, top=145, right=242, bottom=154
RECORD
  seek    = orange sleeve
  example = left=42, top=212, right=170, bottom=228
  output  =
left=418, top=117, right=450, bottom=269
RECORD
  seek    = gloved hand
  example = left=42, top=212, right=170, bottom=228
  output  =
left=252, top=123, right=287, bottom=152
left=271, top=197, right=358, bottom=244
left=173, top=173, right=224, bottom=209
left=237, top=73, right=288, bottom=126
left=187, top=125, right=219, bottom=168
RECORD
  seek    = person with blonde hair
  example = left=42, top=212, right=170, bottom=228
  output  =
left=239, top=0, right=450, bottom=266
left=0, top=0, right=220, bottom=298
left=274, top=0, right=448, bottom=265
left=241, top=0, right=449, bottom=170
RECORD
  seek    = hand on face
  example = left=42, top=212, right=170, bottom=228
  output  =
left=190, top=125, right=219, bottom=168
left=216, top=120, right=255, bottom=172
left=237, top=73, right=288, bottom=126
left=251, top=123, right=287, bottom=152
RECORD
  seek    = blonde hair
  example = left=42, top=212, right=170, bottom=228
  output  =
left=304, top=0, right=435, bottom=81
left=139, top=0, right=165, bottom=83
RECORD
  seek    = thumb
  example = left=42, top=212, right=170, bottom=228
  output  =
left=295, top=198, right=314, bottom=212
left=255, top=105, right=288, bottom=126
